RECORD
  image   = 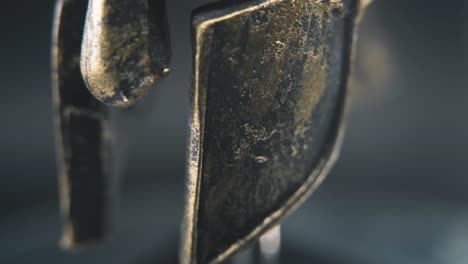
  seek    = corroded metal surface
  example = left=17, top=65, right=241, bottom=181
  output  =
left=81, top=0, right=171, bottom=107
left=182, top=0, right=363, bottom=263
left=52, top=0, right=113, bottom=247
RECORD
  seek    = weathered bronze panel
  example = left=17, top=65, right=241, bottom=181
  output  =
left=183, top=0, right=362, bottom=263
left=52, top=0, right=112, bottom=247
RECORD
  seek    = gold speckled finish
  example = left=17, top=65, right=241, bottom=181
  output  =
left=81, top=0, right=171, bottom=107
left=182, top=0, right=368, bottom=263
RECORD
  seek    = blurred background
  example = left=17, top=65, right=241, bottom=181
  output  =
left=0, top=0, right=466, bottom=263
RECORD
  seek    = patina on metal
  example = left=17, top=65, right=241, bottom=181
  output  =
left=52, top=0, right=113, bottom=248
left=81, top=0, right=171, bottom=107
left=52, top=0, right=368, bottom=260
left=182, top=0, right=367, bottom=263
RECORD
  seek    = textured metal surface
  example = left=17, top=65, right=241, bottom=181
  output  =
left=81, top=0, right=171, bottom=107
left=52, top=0, right=113, bottom=248
left=183, top=0, right=363, bottom=263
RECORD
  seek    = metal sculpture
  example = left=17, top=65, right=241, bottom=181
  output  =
left=51, top=0, right=369, bottom=262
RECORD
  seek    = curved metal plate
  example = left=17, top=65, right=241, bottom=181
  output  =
left=183, top=0, right=362, bottom=263
left=52, top=0, right=113, bottom=248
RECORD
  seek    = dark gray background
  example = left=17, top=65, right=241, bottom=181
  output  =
left=0, top=0, right=466, bottom=263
